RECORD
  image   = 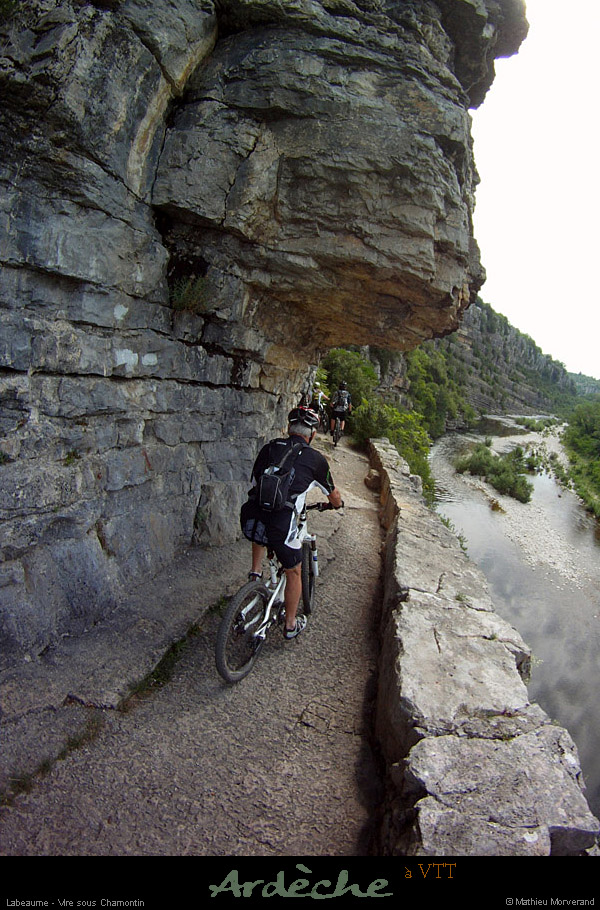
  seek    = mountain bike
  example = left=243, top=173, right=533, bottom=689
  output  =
left=215, top=502, right=334, bottom=683
left=317, top=405, right=329, bottom=434
left=332, top=416, right=342, bottom=446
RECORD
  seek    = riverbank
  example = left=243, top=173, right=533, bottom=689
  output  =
left=430, top=423, right=600, bottom=821
left=441, top=426, right=597, bottom=593
left=371, top=438, right=599, bottom=856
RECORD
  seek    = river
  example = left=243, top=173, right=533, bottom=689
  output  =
left=430, top=420, right=600, bottom=819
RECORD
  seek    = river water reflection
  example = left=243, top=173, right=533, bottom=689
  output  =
left=430, top=431, right=600, bottom=819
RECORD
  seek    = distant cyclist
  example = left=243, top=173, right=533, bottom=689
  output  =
left=329, top=381, right=352, bottom=437
left=310, top=382, right=329, bottom=430
left=240, top=407, right=343, bottom=640
left=311, top=381, right=329, bottom=409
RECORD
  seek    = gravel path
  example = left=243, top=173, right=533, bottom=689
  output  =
left=0, top=436, right=384, bottom=857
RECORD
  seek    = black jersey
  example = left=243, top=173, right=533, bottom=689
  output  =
left=241, top=435, right=336, bottom=565
left=251, top=435, right=335, bottom=509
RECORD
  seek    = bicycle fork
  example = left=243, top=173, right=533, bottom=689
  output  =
left=308, top=535, right=318, bottom=576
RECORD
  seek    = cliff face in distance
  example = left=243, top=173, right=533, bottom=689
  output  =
left=0, top=0, right=528, bottom=658
left=373, top=298, right=578, bottom=427
left=570, top=373, right=600, bottom=397
left=445, top=299, right=577, bottom=416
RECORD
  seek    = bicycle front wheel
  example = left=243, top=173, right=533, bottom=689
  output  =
left=301, top=542, right=316, bottom=615
left=215, top=581, right=270, bottom=683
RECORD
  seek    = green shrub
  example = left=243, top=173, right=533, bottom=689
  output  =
left=515, top=417, right=559, bottom=432
left=560, top=398, right=600, bottom=516
left=351, top=396, right=434, bottom=501
left=321, top=348, right=378, bottom=408
left=563, top=400, right=600, bottom=459
left=455, top=443, right=533, bottom=503
left=0, top=0, right=19, bottom=22
left=404, top=343, right=476, bottom=439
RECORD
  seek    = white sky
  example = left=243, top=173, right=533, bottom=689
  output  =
left=469, top=0, right=600, bottom=379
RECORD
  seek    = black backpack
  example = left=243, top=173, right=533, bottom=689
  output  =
left=333, top=389, right=349, bottom=410
left=256, top=441, right=303, bottom=512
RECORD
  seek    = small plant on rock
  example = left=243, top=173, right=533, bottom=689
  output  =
left=170, top=274, right=212, bottom=315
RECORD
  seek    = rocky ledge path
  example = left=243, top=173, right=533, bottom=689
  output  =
left=0, top=436, right=384, bottom=856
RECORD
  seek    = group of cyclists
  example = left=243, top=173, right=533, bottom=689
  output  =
left=305, top=380, right=353, bottom=438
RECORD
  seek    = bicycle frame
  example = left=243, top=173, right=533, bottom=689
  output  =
left=248, top=561, right=285, bottom=641
left=245, top=504, right=318, bottom=641
left=215, top=501, right=333, bottom=683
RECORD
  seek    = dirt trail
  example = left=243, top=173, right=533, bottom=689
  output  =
left=0, top=436, right=384, bottom=856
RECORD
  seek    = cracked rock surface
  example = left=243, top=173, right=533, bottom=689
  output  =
left=1, top=0, right=527, bottom=655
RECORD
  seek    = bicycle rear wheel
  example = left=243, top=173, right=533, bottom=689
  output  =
left=215, top=581, right=270, bottom=683
left=333, top=418, right=342, bottom=446
left=301, top=542, right=316, bottom=615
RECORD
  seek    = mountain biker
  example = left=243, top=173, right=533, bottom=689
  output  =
left=240, top=406, right=343, bottom=640
left=329, top=381, right=352, bottom=436
left=311, top=381, right=329, bottom=410
left=310, top=381, right=329, bottom=429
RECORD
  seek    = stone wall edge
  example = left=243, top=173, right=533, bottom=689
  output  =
left=368, top=438, right=600, bottom=857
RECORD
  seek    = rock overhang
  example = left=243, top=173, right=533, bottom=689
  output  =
left=0, top=0, right=529, bottom=654
left=153, top=0, right=528, bottom=357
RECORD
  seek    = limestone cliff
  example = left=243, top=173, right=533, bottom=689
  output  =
left=0, top=0, right=527, bottom=659
left=444, top=299, right=577, bottom=415
left=369, top=298, right=577, bottom=425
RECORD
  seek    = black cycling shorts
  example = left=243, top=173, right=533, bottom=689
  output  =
left=240, top=500, right=303, bottom=569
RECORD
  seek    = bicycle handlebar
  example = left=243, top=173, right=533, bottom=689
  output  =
left=306, top=501, right=344, bottom=512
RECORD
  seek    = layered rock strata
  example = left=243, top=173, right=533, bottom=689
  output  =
left=370, top=438, right=599, bottom=855
left=443, top=299, right=577, bottom=416
left=0, top=0, right=527, bottom=659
